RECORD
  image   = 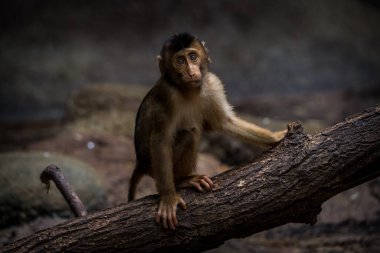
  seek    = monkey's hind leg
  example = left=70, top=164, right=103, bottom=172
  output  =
left=172, top=128, right=214, bottom=192
left=128, top=167, right=144, bottom=201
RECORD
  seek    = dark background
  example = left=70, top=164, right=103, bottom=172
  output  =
left=0, top=0, right=380, bottom=251
left=1, top=0, right=379, bottom=122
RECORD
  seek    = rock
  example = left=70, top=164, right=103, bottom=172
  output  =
left=0, top=151, right=107, bottom=228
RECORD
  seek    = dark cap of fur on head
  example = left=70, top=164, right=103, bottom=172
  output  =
left=160, top=32, right=197, bottom=56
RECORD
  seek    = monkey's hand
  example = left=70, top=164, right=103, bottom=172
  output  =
left=156, top=194, right=187, bottom=230
left=177, top=175, right=214, bottom=192
left=274, top=129, right=287, bottom=142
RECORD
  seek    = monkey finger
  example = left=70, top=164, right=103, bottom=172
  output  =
left=171, top=205, right=178, bottom=227
left=178, top=197, right=187, bottom=210
left=274, top=129, right=287, bottom=141
left=167, top=212, right=175, bottom=230
left=162, top=212, right=169, bottom=229
left=156, top=206, right=164, bottom=224
left=172, top=209, right=179, bottom=230
left=155, top=212, right=162, bottom=224
left=172, top=211, right=178, bottom=227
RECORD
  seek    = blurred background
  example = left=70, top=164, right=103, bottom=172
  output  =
left=0, top=0, right=379, bottom=252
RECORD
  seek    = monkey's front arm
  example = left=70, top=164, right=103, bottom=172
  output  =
left=150, top=132, right=187, bottom=230
left=224, top=116, right=287, bottom=147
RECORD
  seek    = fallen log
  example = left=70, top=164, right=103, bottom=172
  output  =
left=3, top=105, right=380, bottom=253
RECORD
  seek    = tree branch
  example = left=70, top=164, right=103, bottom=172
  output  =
left=3, top=105, right=380, bottom=253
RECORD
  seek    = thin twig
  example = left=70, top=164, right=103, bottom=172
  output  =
left=40, top=164, right=87, bottom=217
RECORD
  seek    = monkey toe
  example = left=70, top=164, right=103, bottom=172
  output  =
left=201, top=175, right=214, bottom=188
left=200, top=179, right=211, bottom=191
left=189, top=176, right=214, bottom=192
left=190, top=181, right=204, bottom=192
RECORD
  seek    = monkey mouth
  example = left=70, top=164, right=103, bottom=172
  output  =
left=187, top=80, right=202, bottom=87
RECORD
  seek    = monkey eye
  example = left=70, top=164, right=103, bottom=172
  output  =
left=189, top=53, right=198, bottom=62
left=176, top=56, right=185, bottom=65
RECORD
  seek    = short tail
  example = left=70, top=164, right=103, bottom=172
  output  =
left=128, top=167, right=143, bottom=202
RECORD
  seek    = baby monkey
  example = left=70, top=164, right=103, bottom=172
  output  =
left=129, top=33, right=287, bottom=230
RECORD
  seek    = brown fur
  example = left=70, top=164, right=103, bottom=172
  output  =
left=129, top=33, right=286, bottom=230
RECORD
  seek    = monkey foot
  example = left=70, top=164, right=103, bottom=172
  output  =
left=177, top=175, right=214, bottom=192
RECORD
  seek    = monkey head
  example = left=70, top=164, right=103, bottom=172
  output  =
left=158, top=32, right=211, bottom=91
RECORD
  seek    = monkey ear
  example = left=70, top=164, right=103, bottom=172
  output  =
left=201, top=41, right=208, bottom=52
left=201, top=41, right=212, bottom=64
left=157, top=55, right=165, bottom=74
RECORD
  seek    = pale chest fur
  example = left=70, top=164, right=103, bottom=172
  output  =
left=172, top=72, right=234, bottom=133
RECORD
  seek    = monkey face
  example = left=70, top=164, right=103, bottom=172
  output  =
left=158, top=33, right=211, bottom=91
left=171, top=48, right=203, bottom=88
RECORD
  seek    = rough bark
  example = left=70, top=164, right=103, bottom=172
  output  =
left=3, top=105, right=380, bottom=253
